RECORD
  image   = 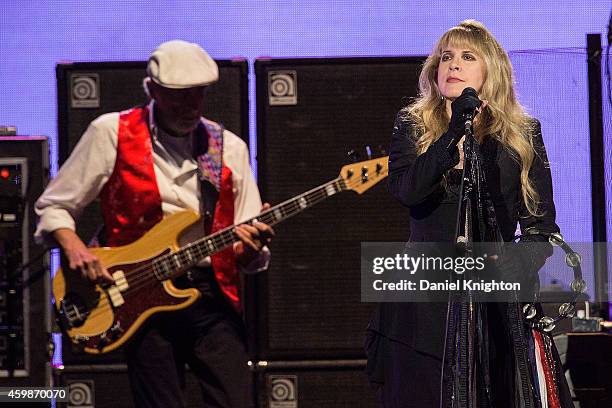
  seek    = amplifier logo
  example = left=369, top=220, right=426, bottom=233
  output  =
left=70, top=73, right=100, bottom=108
left=268, top=375, right=297, bottom=408
left=268, top=71, right=297, bottom=106
left=67, top=380, right=94, bottom=408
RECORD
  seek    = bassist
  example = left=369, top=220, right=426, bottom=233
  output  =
left=35, top=40, right=273, bottom=408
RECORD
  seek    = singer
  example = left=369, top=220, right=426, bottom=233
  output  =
left=365, top=20, right=574, bottom=407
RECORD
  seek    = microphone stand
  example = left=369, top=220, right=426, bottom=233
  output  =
left=441, top=108, right=538, bottom=407
left=443, top=113, right=489, bottom=408
left=455, top=113, right=475, bottom=254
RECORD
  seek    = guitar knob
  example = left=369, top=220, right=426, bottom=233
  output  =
left=97, top=333, right=110, bottom=351
left=111, top=321, right=124, bottom=337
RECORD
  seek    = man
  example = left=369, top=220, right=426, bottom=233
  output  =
left=36, top=40, right=273, bottom=407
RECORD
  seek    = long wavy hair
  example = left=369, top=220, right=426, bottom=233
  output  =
left=404, top=20, right=541, bottom=216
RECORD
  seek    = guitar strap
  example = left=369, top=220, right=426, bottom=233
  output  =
left=193, top=121, right=220, bottom=235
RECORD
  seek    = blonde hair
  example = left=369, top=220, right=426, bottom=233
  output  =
left=404, top=20, right=541, bottom=216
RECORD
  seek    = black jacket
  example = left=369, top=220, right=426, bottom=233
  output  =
left=367, top=114, right=559, bottom=356
left=365, top=113, right=574, bottom=407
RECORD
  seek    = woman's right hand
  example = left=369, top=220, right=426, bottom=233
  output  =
left=53, top=228, right=114, bottom=284
left=449, top=91, right=482, bottom=136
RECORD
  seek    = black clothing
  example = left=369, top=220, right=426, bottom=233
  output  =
left=388, top=114, right=557, bottom=244
left=126, top=268, right=252, bottom=408
left=366, top=113, right=572, bottom=407
left=376, top=340, right=443, bottom=407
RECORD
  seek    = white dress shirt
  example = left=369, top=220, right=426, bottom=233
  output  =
left=35, top=102, right=269, bottom=272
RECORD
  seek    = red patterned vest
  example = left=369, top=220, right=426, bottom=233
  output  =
left=99, top=106, right=241, bottom=312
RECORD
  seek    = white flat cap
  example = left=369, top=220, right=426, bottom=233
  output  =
left=147, top=40, right=219, bottom=88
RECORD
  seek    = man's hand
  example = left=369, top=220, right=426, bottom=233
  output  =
left=234, top=203, right=275, bottom=266
left=53, top=228, right=114, bottom=284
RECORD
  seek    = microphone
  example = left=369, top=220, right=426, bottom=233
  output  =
left=461, top=87, right=481, bottom=134
left=445, top=87, right=482, bottom=153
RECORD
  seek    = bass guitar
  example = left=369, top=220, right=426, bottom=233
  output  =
left=53, top=156, right=388, bottom=354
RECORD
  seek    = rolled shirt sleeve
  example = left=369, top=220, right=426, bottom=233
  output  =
left=224, top=129, right=271, bottom=274
left=34, top=113, right=119, bottom=246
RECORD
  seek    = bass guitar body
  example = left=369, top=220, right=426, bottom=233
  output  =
left=52, top=211, right=202, bottom=354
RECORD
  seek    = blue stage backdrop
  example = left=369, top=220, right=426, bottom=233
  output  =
left=0, top=2, right=610, bottom=361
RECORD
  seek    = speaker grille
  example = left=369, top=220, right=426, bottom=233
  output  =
left=56, top=364, right=205, bottom=408
left=254, top=57, right=425, bottom=358
left=57, top=60, right=249, bottom=165
left=257, top=361, right=378, bottom=408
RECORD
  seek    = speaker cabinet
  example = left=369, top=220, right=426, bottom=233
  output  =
left=55, top=364, right=205, bottom=408
left=56, top=59, right=248, bottom=249
left=55, top=60, right=249, bottom=365
left=57, top=60, right=249, bottom=165
left=255, top=360, right=377, bottom=408
left=250, top=57, right=424, bottom=359
left=566, top=333, right=612, bottom=407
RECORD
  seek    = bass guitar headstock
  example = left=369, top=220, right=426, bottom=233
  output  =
left=339, top=156, right=388, bottom=194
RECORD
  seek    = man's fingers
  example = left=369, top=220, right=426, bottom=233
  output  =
left=69, top=256, right=89, bottom=279
left=69, top=253, right=113, bottom=284
left=78, top=266, right=88, bottom=281
left=239, top=223, right=274, bottom=241
left=100, top=271, right=114, bottom=283
left=253, top=222, right=275, bottom=238
left=68, top=253, right=86, bottom=271
left=238, top=223, right=259, bottom=236
left=235, top=226, right=260, bottom=251
left=238, top=223, right=274, bottom=247
left=94, top=259, right=114, bottom=283
left=86, top=261, right=98, bottom=282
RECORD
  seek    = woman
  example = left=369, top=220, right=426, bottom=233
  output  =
left=366, top=20, right=573, bottom=407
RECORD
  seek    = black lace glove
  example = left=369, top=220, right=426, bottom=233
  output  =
left=429, top=89, right=482, bottom=173
left=495, top=241, right=540, bottom=297
left=448, top=88, right=482, bottom=138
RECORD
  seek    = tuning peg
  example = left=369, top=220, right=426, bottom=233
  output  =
left=365, top=145, right=372, bottom=160
left=378, top=144, right=387, bottom=156
left=347, top=149, right=360, bottom=163
left=361, top=165, right=369, bottom=182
